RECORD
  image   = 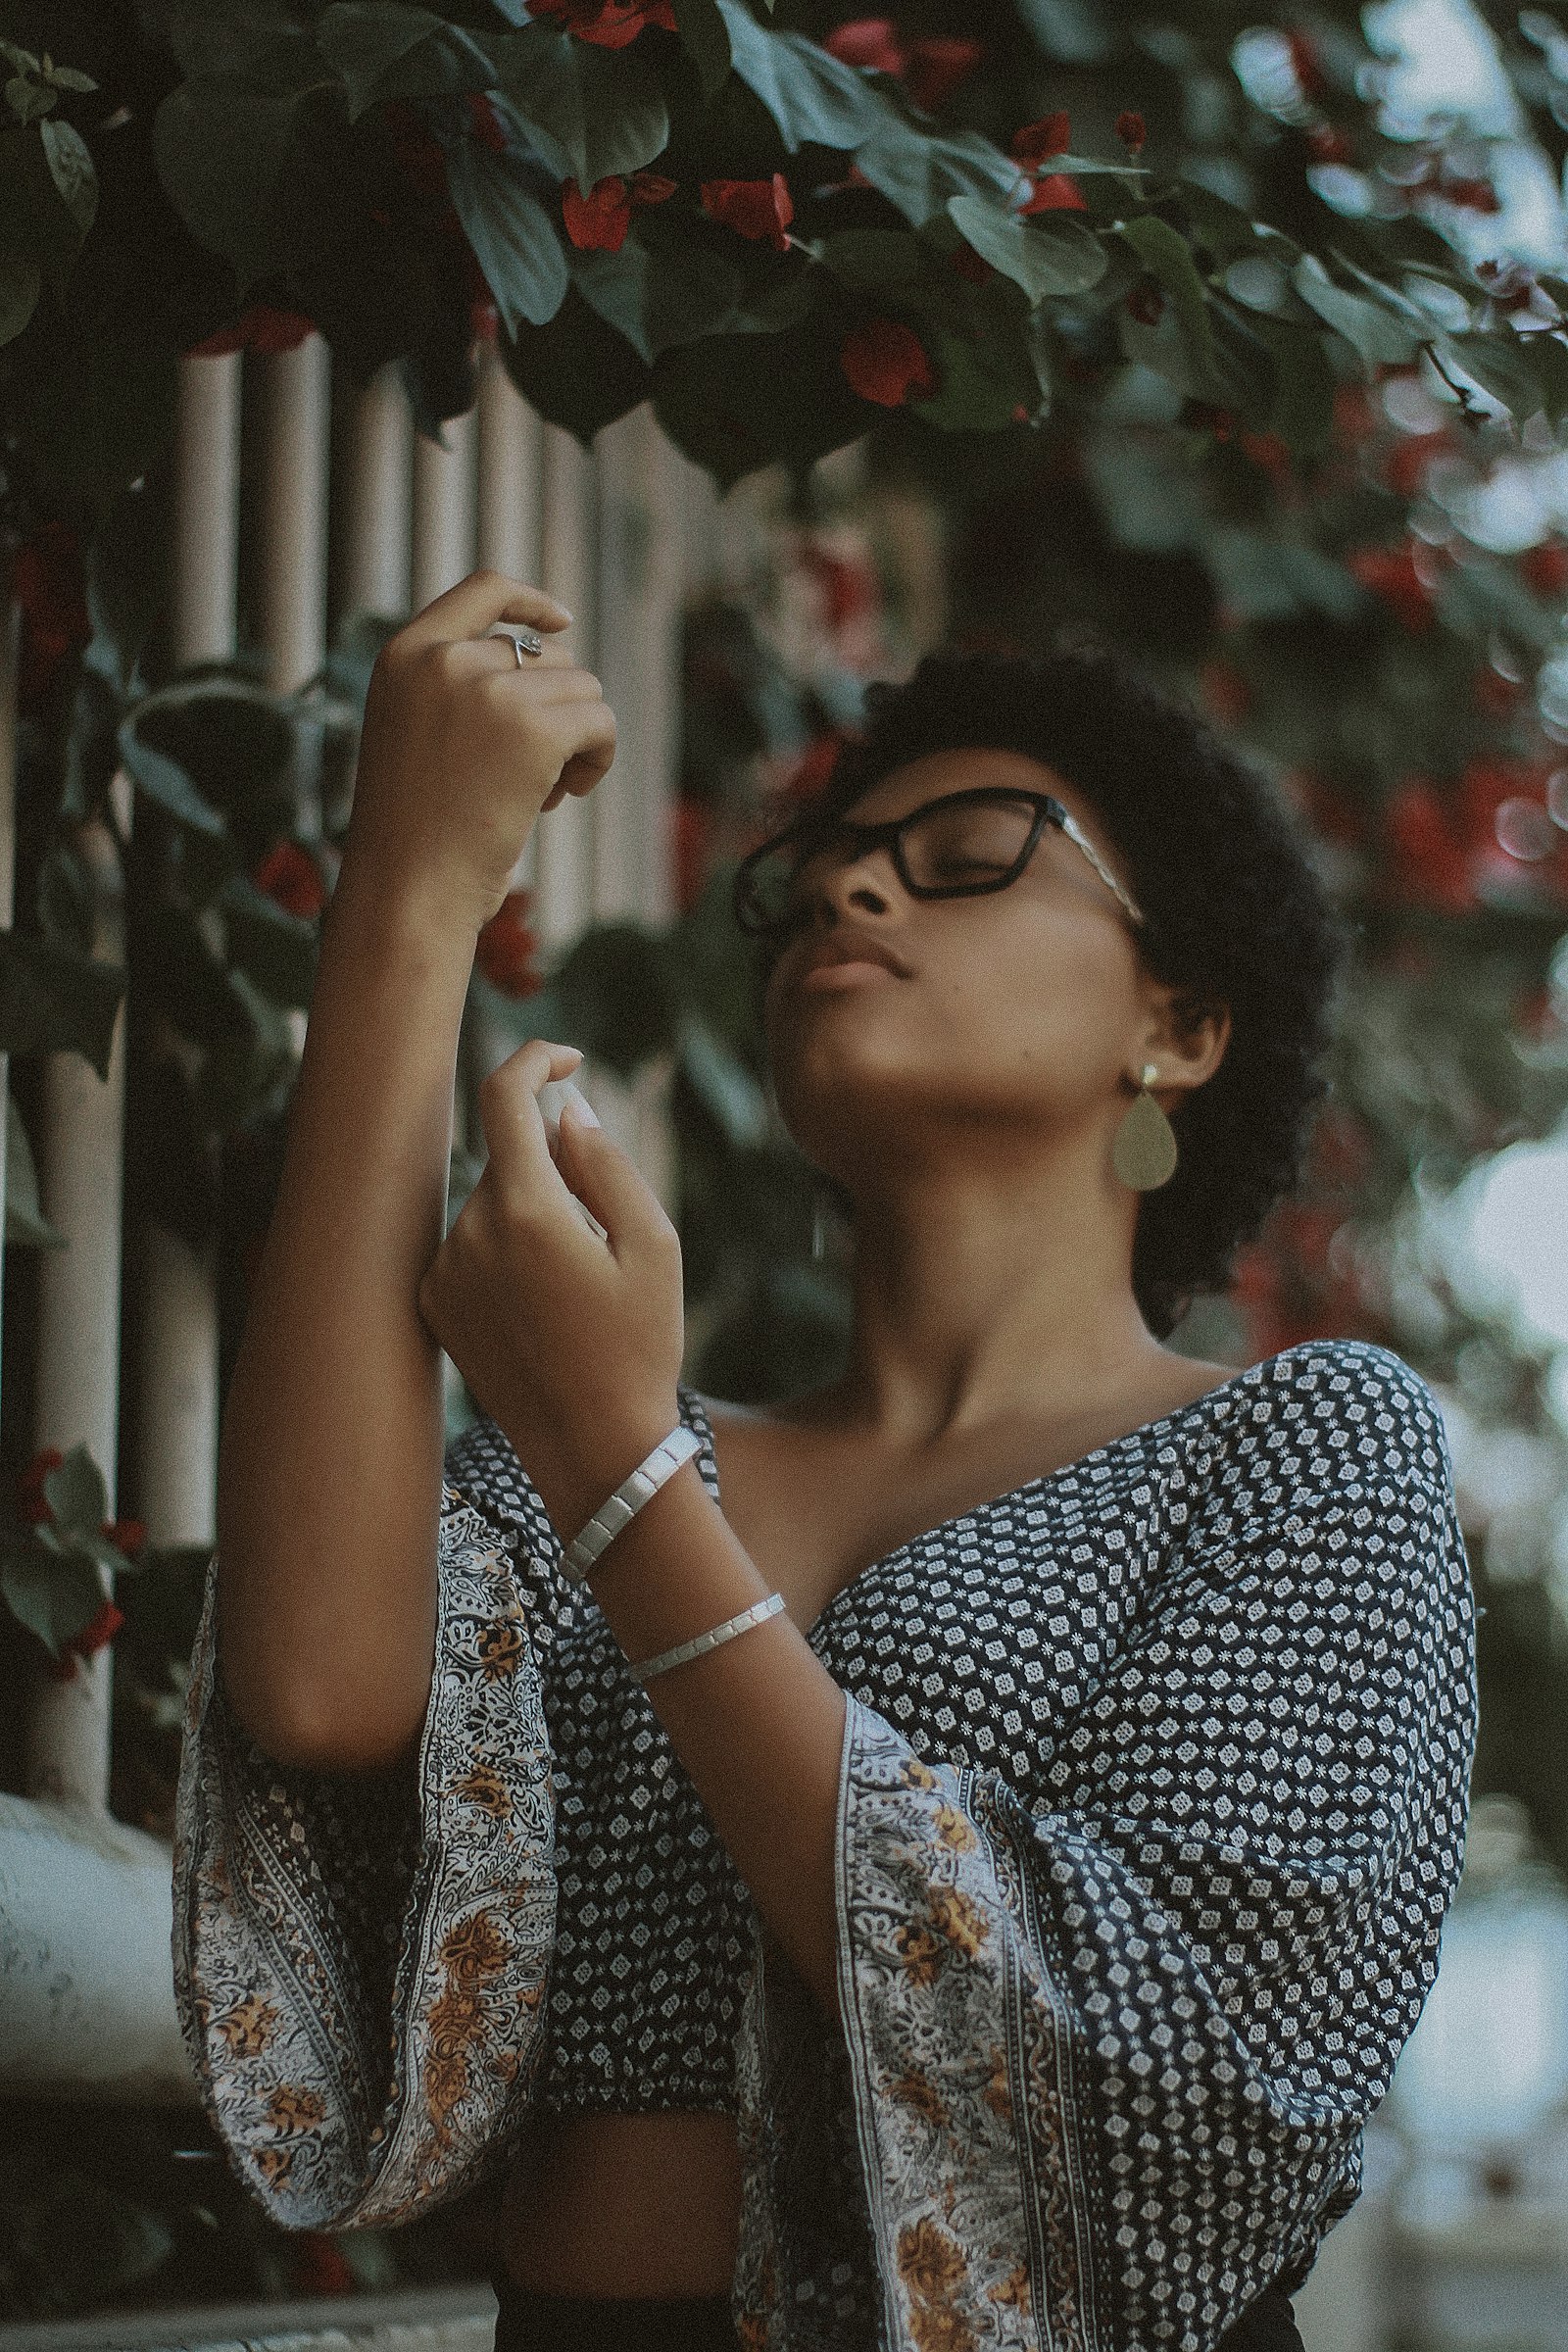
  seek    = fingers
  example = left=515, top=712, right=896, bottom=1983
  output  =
left=398, top=568, right=575, bottom=657
left=555, top=1101, right=681, bottom=1269
left=476, top=1038, right=588, bottom=1217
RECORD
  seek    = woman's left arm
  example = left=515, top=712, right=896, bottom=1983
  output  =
left=416, top=1049, right=852, bottom=2018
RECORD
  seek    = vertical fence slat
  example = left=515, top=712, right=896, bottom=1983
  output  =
left=531, top=425, right=596, bottom=955
left=130, top=356, right=247, bottom=1627
left=25, top=772, right=130, bottom=1808
left=0, top=584, right=18, bottom=1411
left=339, top=361, right=414, bottom=625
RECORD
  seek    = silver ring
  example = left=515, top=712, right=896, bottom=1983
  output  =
left=488, top=623, right=545, bottom=663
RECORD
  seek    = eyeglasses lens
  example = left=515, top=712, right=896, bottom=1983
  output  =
left=741, top=796, right=1041, bottom=934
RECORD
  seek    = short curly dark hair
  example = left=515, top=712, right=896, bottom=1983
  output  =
left=753, top=631, right=1350, bottom=1341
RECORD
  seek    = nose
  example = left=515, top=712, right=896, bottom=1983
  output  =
left=798, top=832, right=899, bottom=928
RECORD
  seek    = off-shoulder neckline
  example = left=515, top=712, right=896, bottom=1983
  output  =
left=680, top=1338, right=1384, bottom=1637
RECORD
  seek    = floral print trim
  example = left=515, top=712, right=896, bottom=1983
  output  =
left=171, top=1484, right=558, bottom=2229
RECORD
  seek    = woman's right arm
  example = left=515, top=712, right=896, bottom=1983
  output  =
left=212, top=571, right=614, bottom=1772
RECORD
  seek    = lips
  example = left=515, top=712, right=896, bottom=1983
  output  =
left=796, top=930, right=909, bottom=980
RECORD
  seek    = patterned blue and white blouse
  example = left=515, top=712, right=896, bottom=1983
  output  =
left=172, top=1336, right=1477, bottom=2351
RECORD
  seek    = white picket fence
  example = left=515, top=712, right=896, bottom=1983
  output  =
left=0, top=336, right=750, bottom=2102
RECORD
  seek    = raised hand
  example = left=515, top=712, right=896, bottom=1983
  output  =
left=343, top=570, right=617, bottom=929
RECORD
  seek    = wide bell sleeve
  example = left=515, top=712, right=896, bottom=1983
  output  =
left=733, top=1348, right=1477, bottom=2352
left=171, top=1414, right=574, bottom=2230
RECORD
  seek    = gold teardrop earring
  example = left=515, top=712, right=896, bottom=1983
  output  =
left=1112, top=1061, right=1179, bottom=1191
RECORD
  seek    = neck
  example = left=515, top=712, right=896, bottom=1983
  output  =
left=820, top=1124, right=1170, bottom=1446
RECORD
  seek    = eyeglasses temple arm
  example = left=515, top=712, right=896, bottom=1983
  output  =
left=1057, top=810, right=1145, bottom=927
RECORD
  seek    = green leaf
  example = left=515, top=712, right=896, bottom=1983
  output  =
left=567, top=242, right=655, bottom=361
left=39, top=116, right=95, bottom=237
left=1230, top=304, right=1337, bottom=453
left=677, top=1016, right=769, bottom=1147
left=500, top=283, right=651, bottom=441
left=446, top=142, right=568, bottom=333
left=553, top=921, right=676, bottom=1077
left=1518, top=331, right=1568, bottom=429
left=673, top=0, right=732, bottom=98
left=220, top=873, right=320, bottom=1011
left=315, top=4, right=446, bottom=119
left=152, top=76, right=310, bottom=293
left=1, top=1548, right=107, bottom=1657
left=718, top=0, right=879, bottom=151
left=1117, top=214, right=1217, bottom=376
left=909, top=320, right=1031, bottom=432
left=947, top=195, right=1106, bottom=300
left=0, top=931, right=125, bottom=1078
left=6, top=71, right=53, bottom=123
left=492, top=30, right=668, bottom=186
left=41, top=1445, right=109, bottom=1543
left=815, top=229, right=924, bottom=293
left=1441, top=330, right=1556, bottom=425
left=856, top=122, right=1014, bottom=226
left=119, top=714, right=226, bottom=835
left=1290, top=253, right=1419, bottom=371
left=46, top=66, right=98, bottom=95
left=4, top=1096, right=66, bottom=1250
left=0, top=251, right=40, bottom=349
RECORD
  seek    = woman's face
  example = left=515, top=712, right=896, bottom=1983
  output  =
left=762, top=746, right=1208, bottom=1187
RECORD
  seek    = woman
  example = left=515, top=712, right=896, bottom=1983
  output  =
left=173, top=570, right=1477, bottom=2352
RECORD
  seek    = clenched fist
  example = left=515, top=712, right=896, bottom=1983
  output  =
left=343, top=570, right=618, bottom=929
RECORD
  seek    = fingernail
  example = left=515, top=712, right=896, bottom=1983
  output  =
left=562, top=1087, right=600, bottom=1130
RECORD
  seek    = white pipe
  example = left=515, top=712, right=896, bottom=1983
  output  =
left=0, top=1794, right=193, bottom=2100
left=592, top=405, right=681, bottom=929
left=169, top=353, right=241, bottom=667
left=24, top=768, right=130, bottom=1809
left=338, top=362, right=414, bottom=623
left=258, top=335, right=332, bottom=701
left=0, top=583, right=18, bottom=1399
left=133, top=359, right=245, bottom=1614
left=531, top=425, right=596, bottom=954
left=476, top=345, right=542, bottom=898
left=410, top=402, right=477, bottom=614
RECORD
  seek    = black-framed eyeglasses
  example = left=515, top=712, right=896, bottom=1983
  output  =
left=732, top=786, right=1145, bottom=940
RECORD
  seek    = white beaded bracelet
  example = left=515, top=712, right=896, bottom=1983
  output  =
left=557, top=1424, right=702, bottom=1587
left=630, top=1591, right=788, bottom=1685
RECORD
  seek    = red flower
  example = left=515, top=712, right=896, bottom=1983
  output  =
left=775, top=732, right=847, bottom=816
left=824, top=18, right=906, bottom=74
left=905, top=37, right=983, bottom=111
left=1306, top=123, right=1352, bottom=165
left=527, top=0, right=676, bottom=46
left=1522, top=540, right=1568, bottom=597
left=1199, top=659, right=1250, bottom=722
left=46, top=1596, right=126, bottom=1684
left=289, top=2233, right=356, bottom=2298
left=798, top=539, right=877, bottom=633
left=1382, top=429, right=1450, bottom=499
left=383, top=103, right=449, bottom=201
left=72, top=1599, right=125, bottom=1658
left=1184, top=400, right=1235, bottom=442
left=1383, top=776, right=1475, bottom=911
left=1009, top=113, right=1071, bottom=166
left=13, top=522, right=91, bottom=712
left=475, top=890, right=544, bottom=997
left=186, top=306, right=317, bottom=359
left=254, top=842, right=327, bottom=921
left=840, top=318, right=935, bottom=406
left=1287, top=29, right=1327, bottom=100
left=102, top=1518, right=147, bottom=1560
left=16, top=1447, right=65, bottom=1527
left=1115, top=110, right=1146, bottom=154
left=670, top=796, right=715, bottom=914
left=1240, top=429, right=1294, bottom=488
left=700, top=174, right=793, bottom=249
left=1332, top=382, right=1376, bottom=443
left=1019, top=172, right=1086, bottom=213
left=1473, top=665, right=1524, bottom=717
left=1443, top=176, right=1500, bottom=213
left=630, top=170, right=677, bottom=206
left=466, top=93, right=508, bottom=152
left=563, top=175, right=632, bottom=251
left=1346, top=540, right=1438, bottom=632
